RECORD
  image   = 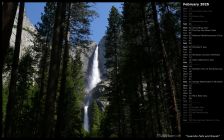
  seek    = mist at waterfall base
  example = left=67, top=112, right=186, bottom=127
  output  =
left=84, top=46, right=101, bottom=132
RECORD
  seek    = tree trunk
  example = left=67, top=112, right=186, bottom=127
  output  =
left=55, top=3, right=71, bottom=137
left=151, top=1, right=181, bottom=134
left=42, top=3, right=66, bottom=137
left=1, top=3, right=18, bottom=136
left=113, top=34, right=122, bottom=136
left=39, top=35, right=50, bottom=103
left=4, top=2, right=24, bottom=137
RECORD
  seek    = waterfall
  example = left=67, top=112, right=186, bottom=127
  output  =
left=84, top=106, right=89, bottom=131
left=84, top=45, right=101, bottom=132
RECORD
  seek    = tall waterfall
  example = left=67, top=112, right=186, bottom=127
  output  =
left=84, top=45, right=101, bottom=132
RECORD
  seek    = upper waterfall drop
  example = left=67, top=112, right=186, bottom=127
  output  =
left=84, top=45, right=101, bottom=132
left=86, top=45, right=101, bottom=93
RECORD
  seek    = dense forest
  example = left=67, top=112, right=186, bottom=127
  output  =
left=1, top=2, right=181, bottom=138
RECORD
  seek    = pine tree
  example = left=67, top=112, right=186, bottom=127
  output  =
left=42, top=3, right=66, bottom=137
left=56, top=52, right=85, bottom=137
left=103, top=6, right=123, bottom=137
left=13, top=50, right=35, bottom=137
left=89, top=100, right=101, bottom=137
left=99, top=105, right=113, bottom=137
left=69, top=2, right=97, bottom=46
left=69, top=51, right=85, bottom=137
left=31, top=2, right=56, bottom=136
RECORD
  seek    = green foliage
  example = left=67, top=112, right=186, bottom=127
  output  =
left=98, top=106, right=112, bottom=137
left=36, top=2, right=57, bottom=40
left=105, top=6, right=121, bottom=70
left=70, top=2, right=98, bottom=46
left=72, top=51, right=85, bottom=102
left=89, top=100, right=101, bottom=137
left=63, top=53, right=85, bottom=137
left=3, top=48, right=14, bottom=73
left=30, top=3, right=56, bottom=137
left=2, top=86, right=9, bottom=128
left=11, top=50, right=36, bottom=136
left=57, top=52, right=85, bottom=137
left=100, top=6, right=125, bottom=137
left=101, top=2, right=181, bottom=138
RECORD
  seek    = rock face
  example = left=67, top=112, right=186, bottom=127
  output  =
left=70, top=42, right=98, bottom=89
left=70, top=36, right=108, bottom=91
left=98, top=36, right=107, bottom=80
left=91, top=80, right=110, bottom=111
left=10, top=9, right=36, bottom=58
left=70, top=42, right=97, bottom=74
left=3, top=9, right=36, bottom=84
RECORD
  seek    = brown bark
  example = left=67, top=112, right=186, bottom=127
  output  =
left=4, top=2, right=24, bottom=137
left=151, top=1, right=181, bottom=134
left=1, top=3, right=18, bottom=136
left=55, top=3, right=71, bottom=137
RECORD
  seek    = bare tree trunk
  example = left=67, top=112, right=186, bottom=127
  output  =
left=1, top=3, right=18, bottom=136
left=4, top=2, right=24, bottom=137
left=113, top=34, right=122, bottom=136
left=42, top=3, right=66, bottom=137
left=151, top=1, right=181, bottom=134
left=55, top=3, right=71, bottom=137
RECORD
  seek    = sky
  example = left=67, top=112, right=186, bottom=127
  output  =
left=25, top=2, right=123, bottom=44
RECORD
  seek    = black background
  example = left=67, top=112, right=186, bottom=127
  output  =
left=181, top=0, right=224, bottom=138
